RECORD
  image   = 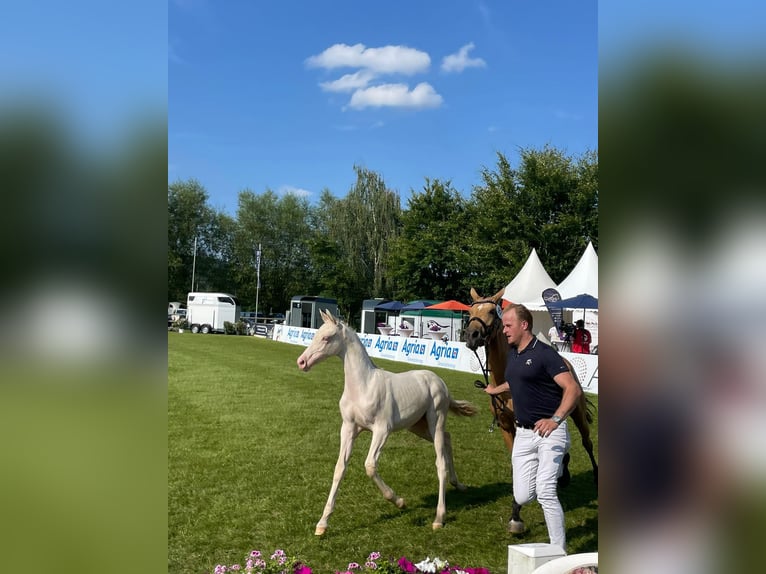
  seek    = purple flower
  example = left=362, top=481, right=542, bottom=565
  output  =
left=294, top=565, right=312, bottom=574
left=398, top=557, right=416, bottom=573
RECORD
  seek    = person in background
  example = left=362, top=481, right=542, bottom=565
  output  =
left=548, top=323, right=562, bottom=343
left=484, top=303, right=581, bottom=552
left=571, top=319, right=592, bottom=354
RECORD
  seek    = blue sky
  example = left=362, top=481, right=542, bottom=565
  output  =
left=169, top=0, right=597, bottom=215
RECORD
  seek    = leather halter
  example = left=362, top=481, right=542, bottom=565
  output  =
left=467, top=299, right=502, bottom=340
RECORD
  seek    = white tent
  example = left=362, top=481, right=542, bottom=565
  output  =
left=501, top=248, right=557, bottom=305
left=556, top=241, right=598, bottom=298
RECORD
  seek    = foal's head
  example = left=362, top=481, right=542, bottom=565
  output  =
left=296, top=309, right=347, bottom=372
left=464, top=287, right=505, bottom=351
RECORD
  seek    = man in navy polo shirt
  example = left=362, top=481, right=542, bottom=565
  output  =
left=485, top=303, right=582, bottom=551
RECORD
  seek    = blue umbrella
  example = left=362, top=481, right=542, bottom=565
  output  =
left=375, top=300, right=405, bottom=312
left=547, top=293, right=598, bottom=310
left=401, top=299, right=439, bottom=312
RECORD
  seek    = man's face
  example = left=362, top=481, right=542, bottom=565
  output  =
left=502, top=311, right=528, bottom=346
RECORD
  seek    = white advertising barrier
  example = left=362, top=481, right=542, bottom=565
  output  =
left=272, top=325, right=597, bottom=395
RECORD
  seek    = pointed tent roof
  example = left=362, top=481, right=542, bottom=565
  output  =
left=501, top=248, right=557, bottom=304
left=556, top=241, right=598, bottom=298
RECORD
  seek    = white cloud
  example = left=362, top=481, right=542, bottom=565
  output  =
left=320, top=70, right=377, bottom=92
left=441, top=42, right=486, bottom=73
left=279, top=185, right=312, bottom=198
left=306, top=43, right=430, bottom=75
left=348, top=82, right=443, bottom=110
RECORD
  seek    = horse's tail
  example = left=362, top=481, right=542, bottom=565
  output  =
left=449, top=399, right=480, bottom=417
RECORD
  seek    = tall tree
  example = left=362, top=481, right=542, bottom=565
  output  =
left=231, top=189, right=313, bottom=314
left=168, top=179, right=217, bottom=302
left=468, top=147, right=598, bottom=293
left=322, top=166, right=401, bottom=325
left=387, top=178, right=470, bottom=301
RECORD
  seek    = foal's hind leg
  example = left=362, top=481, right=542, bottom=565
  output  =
left=364, top=426, right=405, bottom=509
left=408, top=417, right=466, bottom=490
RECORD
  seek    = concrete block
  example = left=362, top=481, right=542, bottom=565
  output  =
left=507, top=543, right=566, bottom=574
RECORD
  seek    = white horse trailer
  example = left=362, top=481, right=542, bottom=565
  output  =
left=186, top=292, right=240, bottom=334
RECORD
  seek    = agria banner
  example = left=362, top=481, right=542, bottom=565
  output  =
left=272, top=325, right=598, bottom=394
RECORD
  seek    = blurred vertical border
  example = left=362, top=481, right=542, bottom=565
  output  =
left=0, top=2, right=166, bottom=573
left=601, top=1, right=766, bottom=572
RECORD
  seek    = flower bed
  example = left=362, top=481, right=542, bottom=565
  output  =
left=212, top=550, right=491, bottom=574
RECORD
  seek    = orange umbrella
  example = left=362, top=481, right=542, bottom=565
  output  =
left=425, top=300, right=471, bottom=311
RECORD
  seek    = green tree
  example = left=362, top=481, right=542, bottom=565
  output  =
left=387, top=178, right=470, bottom=301
left=231, top=189, right=313, bottom=314
left=168, top=179, right=217, bottom=302
left=320, top=166, right=401, bottom=325
left=467, top=147, right=598, bottom=294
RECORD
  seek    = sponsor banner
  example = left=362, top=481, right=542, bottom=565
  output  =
left=542, top=287, right=564, bottom=336
left=271, top=326, right=597, bottom=395
left=559, top=351, right=599, bottom=394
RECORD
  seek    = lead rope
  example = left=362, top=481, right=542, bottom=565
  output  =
left=471, top=347, right=505, bottom=433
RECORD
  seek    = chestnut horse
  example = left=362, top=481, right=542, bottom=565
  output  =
left=297, top=309, right=479, bottom=535
left=464, top=287, right=598, bottom=533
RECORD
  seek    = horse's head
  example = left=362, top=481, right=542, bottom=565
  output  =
left=464, top=287, right=505, bottom=351
left=297, top=309, right=346, bottom=372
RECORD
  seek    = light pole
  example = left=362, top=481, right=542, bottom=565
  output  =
left=255, top=243, right=262, bottom=322
left=190, top=236, right=198, bottom=293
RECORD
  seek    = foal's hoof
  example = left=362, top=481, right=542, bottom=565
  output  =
left=432, top=522, right=444, bottom=530
left=395, top=497, right=406, bottom=509
left=508, top=519, right=526, bottom=534
left=453, top=482, right=467, bottom=492
left=314, top=526, right=327, bottom=536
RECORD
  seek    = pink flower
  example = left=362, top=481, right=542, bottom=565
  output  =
left=398, top=557, right=416, bottom=573
left=250, top=551, right=262, bottom=558
left=368, top=552, right=381, bottom=561
left=347, top=562, right=360, bottom=570
left=295, top=564, right=312, bottom=574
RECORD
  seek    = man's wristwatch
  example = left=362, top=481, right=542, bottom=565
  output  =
left=551, top=415, right=563, bottom=425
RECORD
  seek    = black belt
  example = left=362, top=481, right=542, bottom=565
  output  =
left=515, top=420, right=536, bottom=430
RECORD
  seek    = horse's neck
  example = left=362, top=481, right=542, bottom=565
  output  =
left=339, top=327, right=377, bottom=391
left=487, top=330, right=509, bottom=386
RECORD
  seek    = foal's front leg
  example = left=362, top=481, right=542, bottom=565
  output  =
left=365, top=426, right=405, bottom=509
left=315, top=420, right=359, bottom=536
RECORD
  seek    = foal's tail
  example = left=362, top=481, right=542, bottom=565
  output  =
left=449, top=399, right=480, bottom=417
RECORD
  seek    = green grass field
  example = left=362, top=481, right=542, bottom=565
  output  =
left=169, top=332, right=598, bottom=574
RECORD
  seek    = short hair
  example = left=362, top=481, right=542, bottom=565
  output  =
left=576, top=319, right=585, bottom=327
left=503, top=303, right=534, bottom=330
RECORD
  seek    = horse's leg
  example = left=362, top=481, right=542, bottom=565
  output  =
left=509, top=499, right=525, bottom=533
left=315, top=421, right=359, bottom=536
left=427, top=408, right=450, bottom=530
left=407, top=417, right=465, bottom=491
left=499, top=422, right=526, bottom=533
left=364, top=426, right=405, bottom=509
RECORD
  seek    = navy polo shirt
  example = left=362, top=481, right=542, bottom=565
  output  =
left=505, top=337, right=570, bottom=426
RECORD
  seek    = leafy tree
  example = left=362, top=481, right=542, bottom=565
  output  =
left=467, top=146, right=598, bottom=295
left=387, top=178, right=470, bottom=301
left=321, top=166, right=401, bottom=325
left=231, top=189, right=313, bottom=314
left=168, top=179, right=217, bottom=302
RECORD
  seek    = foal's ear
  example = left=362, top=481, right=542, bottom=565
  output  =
left=491, top=288, right=505, bottom=303
left=320, top=309, right=337, bottom=325
left=470, top=287, right=481, bottom=302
